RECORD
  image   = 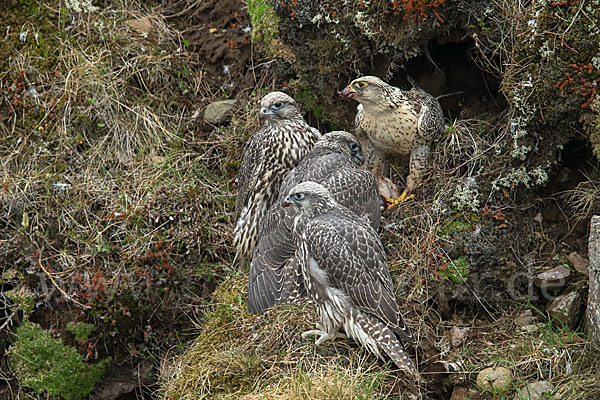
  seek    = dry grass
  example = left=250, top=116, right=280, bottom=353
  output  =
left=0, top=0, right=251, bottom=391
left=160, top=272, right=421, bottom=400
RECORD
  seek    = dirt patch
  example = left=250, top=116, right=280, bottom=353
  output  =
left=162, top=0, right=255, bottom=97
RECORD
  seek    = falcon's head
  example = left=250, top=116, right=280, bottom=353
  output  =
left=315, top=131, right=364, bottom=166
left=259, top=92, right=301, bottom=122
left=282, top=182, right=335, bottom=217
left=340, top=76, right=389, bottom=106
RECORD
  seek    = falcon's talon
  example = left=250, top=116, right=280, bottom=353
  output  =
left=302, top=329, right=337, bottom=345
left=382, top=191, right=414, bottom=209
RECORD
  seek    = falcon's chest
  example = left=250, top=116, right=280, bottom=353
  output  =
left=357, top=104, right=425, bottom=155
left=267, top=126, right=317, bottom=172
left=260, top=126, right=318, bottom=199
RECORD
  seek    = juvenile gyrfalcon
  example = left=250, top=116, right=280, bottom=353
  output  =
left=247, top=131, right=380, bottom=315
left=341, top=76, right=444, bottom=206
left=283, top=181, right=416, bottom=373
left=233, top=92, right=320, bottom=266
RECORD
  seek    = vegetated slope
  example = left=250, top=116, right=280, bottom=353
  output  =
left=1, top=0, right=599, bottom=399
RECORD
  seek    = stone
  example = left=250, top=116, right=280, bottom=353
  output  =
left=126, top=17, right=155, bottom=37
left=515, top=310, right=535, bottom=327
left=533, top=265, right=571, bottom=291
left=547, top=291, right=581, bottom=328
left=568, top=252, right=589, bottom=275
left=587, top=215, right=600, bottom=343
left=476, top=366, right=513, bottom=392
left=92, top=358, right=153, bottom=399
left=450, top=385, right=468, bottom=400
left=513, top=380, right=554, bottom=400
left=203, top=100, right=237, bottom=124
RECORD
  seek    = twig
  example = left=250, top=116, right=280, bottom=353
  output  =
left=37, top=257, right=91, bottom=310
left=0, top=309, right=17, bottom=332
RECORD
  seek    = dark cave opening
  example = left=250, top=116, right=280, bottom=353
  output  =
left=382, top=38, right=507, bottom=121
left=561, top=138, right=593, bottom=172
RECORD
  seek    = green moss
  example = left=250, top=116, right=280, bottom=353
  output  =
left=8, top=321, right=110, bottom=400
left=247, top=0, right=280, bottom=43
left=439, top=220, right=472, bottom=236
left=288, top=79, right=324, bottom=121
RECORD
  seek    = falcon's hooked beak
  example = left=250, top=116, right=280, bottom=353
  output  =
left=259, top=107, right=275, bottom=121
left=353, top=152, right=365, bottom=166
left=340, top=85, right=356, bottom=99
left=282, top=197, right=293, bottom=208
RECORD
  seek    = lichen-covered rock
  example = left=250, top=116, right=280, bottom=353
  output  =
left=203, top=100, right=238, bottom=124
left=587, top=215, right=600, bottom=343
left=476, top=366, right=513, bottom=393
left=547, top=290, right=582, bottom=328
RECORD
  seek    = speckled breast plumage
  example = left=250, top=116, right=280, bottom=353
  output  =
left=357, top=104, right=425, bottom=155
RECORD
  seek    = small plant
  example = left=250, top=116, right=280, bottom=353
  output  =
left=288, top=79, right=324, bottom=121
left=438, top=256, right=469, bottom=284
left=67, top=321, right=96, bottom=342
left=390, top=0, right=446, bottom=23
left=7, top=287, right=35, bottom=315
left=8, top=321, right=110, bottom=400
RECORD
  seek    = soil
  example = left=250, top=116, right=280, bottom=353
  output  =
left=162, top=0, right=256, bottom=98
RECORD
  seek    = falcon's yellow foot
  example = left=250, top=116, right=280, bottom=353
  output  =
left=382, top=191, right=414, bottom=209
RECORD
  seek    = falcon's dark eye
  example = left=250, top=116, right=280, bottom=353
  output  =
left=349, top=142, right=360, bottom=152
left=270, top=102, right=284, bottom=110
left=293, top=193, right=305, bottom=201
left=354, top=81, right=367, bottom=89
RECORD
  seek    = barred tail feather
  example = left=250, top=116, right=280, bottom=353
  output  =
left=353, top=312, right=416, bottom=373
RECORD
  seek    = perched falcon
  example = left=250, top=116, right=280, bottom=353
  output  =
left=233, top=92, right=321, bottom=266
left=282, top=181, right=416, bottom=373
left=341, top=75, right=444, bottom=206
left=247, top=131, right=380, bottom=315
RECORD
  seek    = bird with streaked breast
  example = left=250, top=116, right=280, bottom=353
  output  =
left=341, top=75, right=444, bottom=207
left=233, top=91, right=321, bottom=267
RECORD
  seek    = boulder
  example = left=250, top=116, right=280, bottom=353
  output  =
left=587, top=215, right=600, bottom=343
left=568, top=252, right=589, bottom=276
left=203, top=100, right=237, bottom=124
left=533, top=265, right=571, bottom=292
